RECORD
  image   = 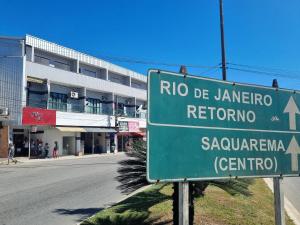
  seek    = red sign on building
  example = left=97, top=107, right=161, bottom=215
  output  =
left=22, top=107, right=56, bottom=126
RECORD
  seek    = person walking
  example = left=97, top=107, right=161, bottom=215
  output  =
left=7, top=142, right=17, bottom=165
left=52, top=141, right=59, bottom=158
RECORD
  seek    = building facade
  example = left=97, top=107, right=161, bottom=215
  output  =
left=0, top=35, right=147, bottom=158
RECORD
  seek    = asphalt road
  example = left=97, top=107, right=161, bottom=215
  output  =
left=284, top=177, right=300, bottom=214
left=0, top=154, right=128, bottom=225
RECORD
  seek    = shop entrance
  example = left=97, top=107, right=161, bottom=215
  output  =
left=118, top=135, right=130, bottom=152
left=13, top=133, right=26, bottom=157
left=81, top=132, right=105, bottom=154
left=62, top=136, right=75, bottom=155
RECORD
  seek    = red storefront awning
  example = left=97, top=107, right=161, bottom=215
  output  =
left=118, top=132, right=146, bottom=137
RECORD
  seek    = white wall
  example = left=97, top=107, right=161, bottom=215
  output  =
left=56, top=111, right=115, bottom=127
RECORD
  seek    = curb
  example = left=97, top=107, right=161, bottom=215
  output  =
left=264, top=178, right=300, bottom=225
left=77, top=184, right=152, bottom=225
left=0, top=152, right=125, bottom=165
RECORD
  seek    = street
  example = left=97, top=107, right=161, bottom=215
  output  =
left=0, top=154, right=127, bottom=225
left=284, top=177, right=300, bottom=215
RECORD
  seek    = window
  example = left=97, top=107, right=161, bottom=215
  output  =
left=79, top=68, right=97, bottom=78
left=35, top=55, right=71, bottom=71
left=48, top=92, right=68, bottom=111
left=86, top=98, right=102, bottom=114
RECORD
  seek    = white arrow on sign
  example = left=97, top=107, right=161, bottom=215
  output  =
left=285, top=136, right=300, bottom=171
left=284, top=96, right=300, bottom=130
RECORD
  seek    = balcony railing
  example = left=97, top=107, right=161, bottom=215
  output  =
left=48, top=101, right=84, bottom=113
left=27, top=100, right=147, bottom=119
left=85, top=106, right=113, bottom=115
left=27, top=100, right=47, bottom=109
left=35, top=55, right=72, bottom=72
left=115, top=108, right=136, bottom=118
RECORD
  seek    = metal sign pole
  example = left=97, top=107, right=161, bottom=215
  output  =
left=273, top=177, right=285, bottom=225
left=272, top=79, right=285, bottom=225
left=179, top=182, right=189, bottom=225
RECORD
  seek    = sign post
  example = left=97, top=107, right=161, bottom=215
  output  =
left=274, top=177, right=285, bottom=225
left=272, top=79, right=286, bottom=225
left=179, top=182, right=189, bottom=225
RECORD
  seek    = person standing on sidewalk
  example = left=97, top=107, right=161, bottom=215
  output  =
left=52, top=141, right=59, bottom=158
left=7, top=141, right=17, bottom=165
left=44, top=143, right=50, bottom=158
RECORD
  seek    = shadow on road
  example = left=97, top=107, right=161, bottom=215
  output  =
left=53, top=207, right=104, bottom=222
left=81, top=185, right=172, bottom=225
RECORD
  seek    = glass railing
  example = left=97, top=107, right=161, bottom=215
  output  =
left=27, top=100, right=47, bottom=109
left=48, top=101, right=84, bottom=113
left=85, top=106, right=113, bottom=115
left=28, top=100, right=147, bottom=119
left=115, top=108, right=136, bottom=118
left=137, top=111, right=147, bottom=119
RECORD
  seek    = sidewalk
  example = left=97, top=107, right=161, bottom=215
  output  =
left=0, top=152, right=125, bottom=165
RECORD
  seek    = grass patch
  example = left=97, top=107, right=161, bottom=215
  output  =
left=82, top=179, right=295, bottom=225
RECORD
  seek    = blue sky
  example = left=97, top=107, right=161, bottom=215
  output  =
left=1, top=0, right=300, bottom=89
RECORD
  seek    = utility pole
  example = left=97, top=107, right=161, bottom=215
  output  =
left=219, top=0, right=227, bottom=81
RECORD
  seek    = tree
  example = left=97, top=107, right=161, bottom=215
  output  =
left=116, top=141, right=253, bottom=225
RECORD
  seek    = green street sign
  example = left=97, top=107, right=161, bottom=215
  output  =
left=147, top=69, right=300, bottom=182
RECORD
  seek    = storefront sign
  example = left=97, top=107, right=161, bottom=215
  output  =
left=31, top=126, right=38, bottom=132
left=128, top=121, right=140, bottom=132
left=22, top=107, right=56, bottom=126
left=118, top=121, right=129, bottom=131
left=118, top=121, right=140, bottom=132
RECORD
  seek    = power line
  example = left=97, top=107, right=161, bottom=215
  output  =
left=99, top=55, right=219, bottom=69
left=228, top=62, right=300, bottom=75
left=228, top=66, right=300, bottom=81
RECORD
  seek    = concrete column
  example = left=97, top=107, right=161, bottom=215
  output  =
left=112, top=93, right=115, bottom=116
left=75, top=59, right=80, bottom=73
left=92, top=132, right=95, bottom=154
left=75, top=132, right=81, bottom=156
left=31, top=46, right=35, bottom=62
left=82, top=87, right=87, bottom=113
left=106, top=133, right=111, bottom=154
left=106, top=69, right=109, bottom=80
left=114, top=133, right=118, bottom=153
left=134, top=97, right=137, bottom=118
left=129, top=76, right=132, bottom=87
left=0, top=125, right=9, bottom=158
left=46, top=80, right=50, bottom=109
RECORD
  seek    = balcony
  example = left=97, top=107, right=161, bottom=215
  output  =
left=85, top=105, right=113, bottom=116
left=35, top=55, right=72, bottom=72
left=48, top=101, right=84, bottom=113
left=26, top=61, right=147, bottom=100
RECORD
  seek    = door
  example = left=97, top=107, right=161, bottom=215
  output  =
left=13, top=134, right=25, bottom=157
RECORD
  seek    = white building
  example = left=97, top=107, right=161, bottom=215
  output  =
left=0, top=35, right=147, bottom=158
